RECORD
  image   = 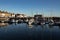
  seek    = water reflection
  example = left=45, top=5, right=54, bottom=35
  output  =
left=28, top=25, right=33, bottom=28
left=0, top=23, right=60, bottom=40
left=0, top=23, right=9, bottom=27
left=0, top=23, right=60, bottom=30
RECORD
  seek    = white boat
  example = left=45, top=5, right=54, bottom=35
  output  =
left=15, top=20, right=18, bottom=23
left=28, top=19, right=34, bottom=25
left=41, top=22, right=45, bottom=25
left=11, top=19, right=16, bottom=23
left=25, top=19, right=28, bottom=23
left=48, top=19, right=54, bottom=25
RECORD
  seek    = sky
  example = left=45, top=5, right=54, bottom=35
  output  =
left=0, top=0, right=60, bottom=17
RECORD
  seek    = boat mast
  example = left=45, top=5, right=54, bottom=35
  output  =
left=42, top=8, right=44, bottom=17
left=31, top=9, right=34, bottom=17
left=30, top=9, right=34, bottom=22
left=40, top=8, right=44, bottom=20
left=50, top=8, right=53, bottom=19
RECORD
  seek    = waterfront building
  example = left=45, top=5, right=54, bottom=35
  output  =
left=0, top=11, right=12, bottom=18
left=15, top=14, right=27, bottom=18
left=0, top=11, right=13, bottom=22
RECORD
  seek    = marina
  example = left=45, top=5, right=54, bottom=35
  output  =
left=0, top=11, right=60, bottom=40
left=0, top=14, right=60, bottom=27
left=0, top=0, right=60, bottom=40
left=0, top=10, right=60, bottom=27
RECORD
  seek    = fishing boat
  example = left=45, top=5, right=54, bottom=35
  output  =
left=23, top=18, right=28, bottom=23
left=10, top=19, right=16, bottom=23
left=18, top=19, right=23, bottom=23
left=33, top=14, right=45, bottom=25
left=54, top=22, right=60, bottom=26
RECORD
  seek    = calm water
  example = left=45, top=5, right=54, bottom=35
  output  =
left=0, top=23, right=60, bottom=40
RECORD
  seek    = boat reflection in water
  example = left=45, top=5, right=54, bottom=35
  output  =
left=0, top=23, right=60, bottom=40
left=28, top=24, right=33, bottom=28
left=0, top=23, right=9, bottom=27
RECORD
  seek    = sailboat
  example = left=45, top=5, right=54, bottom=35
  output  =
left=48, top=18, right=54, bottom=26
left=28, top=18, right=34, bottom=25
left=48, top=9, right=54, bottom=26
left=27, top=10, right=34, bottom=25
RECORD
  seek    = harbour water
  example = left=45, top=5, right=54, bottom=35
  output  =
left=0, top=23, right=60, bottom=40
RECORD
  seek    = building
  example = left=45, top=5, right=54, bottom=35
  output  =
left=0, top=11, right=13, bottom=21
left=15, top=14, right=27, bottom=18
left=0, top=11, right=12, bottom=17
